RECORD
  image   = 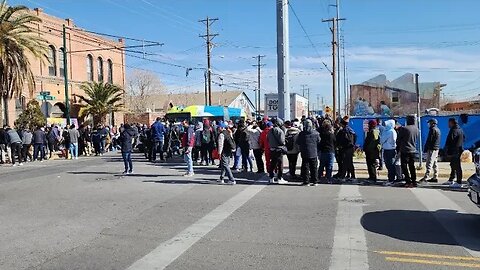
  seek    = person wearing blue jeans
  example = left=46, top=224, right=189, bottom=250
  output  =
left=318, top=121, right=336, bottom=182
left=380, top=120, right=398, bottom=185
left=68, top=125, right=80, bottom=159
left=119, top=124, right=138, bottom=174
left=70, top=143, right=78, bottom=159
left=182, top=120, right=195, bottom=176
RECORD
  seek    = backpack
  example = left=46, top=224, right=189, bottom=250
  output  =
left=202, top=128, right=212, bottom=144
left=286, top=132, right=296, bottom=151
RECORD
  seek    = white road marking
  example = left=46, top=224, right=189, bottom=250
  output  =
left=411, top=188, right=480, bottom=257
left=329, top=185, right=369, bottom=270
left=127, top=184, right=265, bottom=270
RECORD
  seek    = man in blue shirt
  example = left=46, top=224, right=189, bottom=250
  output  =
left=150, top=117, right=166, bottom=162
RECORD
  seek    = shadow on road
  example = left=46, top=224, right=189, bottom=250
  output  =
left=361, top=209, right=480, bottom=251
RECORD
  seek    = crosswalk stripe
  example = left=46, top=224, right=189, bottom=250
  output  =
left=127, top=184, right=265, bottom=270
left=385, top=256, right=480, bottom=268
left=411, top=188, right=480, bottom=258
left=375, top=250, right=480, bottom=261
left=329, top=185, right=369, bottom=270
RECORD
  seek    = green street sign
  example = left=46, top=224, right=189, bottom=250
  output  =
left=37, top=95, right=56, bottom=101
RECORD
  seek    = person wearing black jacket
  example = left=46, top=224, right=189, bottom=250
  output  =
left=297, top=119, right=321, bottom=186
left=336, top=117, right=357, bottom=180
left=444, top=118, right=464, bottom=187
left=217, top=122, right=236, bottom=184
left=119, top=123, right=138, bottom=174
left=396, top=115, right=419, bottom=187
left=0, top=126, right=8, bottom=163
left=318, top=121, right=336, bottom=182
left=32, top=126, right=46, bottom=161
left=420, top=118, right=441, bottom=183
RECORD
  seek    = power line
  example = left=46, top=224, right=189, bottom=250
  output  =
left=288, top=1, right=331, bottom=73
left=67, top=26, right=163, bottom=44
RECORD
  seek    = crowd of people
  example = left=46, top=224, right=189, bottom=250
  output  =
left=1, top=114, right=466, bottom=189
left=0, top=123, right=126, bottom=166
left=139, top=115, right=466, bottom=188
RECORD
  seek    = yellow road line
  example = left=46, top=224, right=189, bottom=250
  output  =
left=375, top=251, right=480, bottom=261
left=385, top=257, right=480, bottom=268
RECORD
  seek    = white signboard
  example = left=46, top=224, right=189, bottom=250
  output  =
left=265, top=96, right=279, bottom=117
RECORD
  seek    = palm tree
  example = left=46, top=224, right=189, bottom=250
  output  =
left=77, top=82, right=124, bottom=125
left=0, top=0, right=48, bottom=125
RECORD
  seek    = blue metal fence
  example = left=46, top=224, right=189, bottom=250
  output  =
left=350, top=114, right=480, bottom=150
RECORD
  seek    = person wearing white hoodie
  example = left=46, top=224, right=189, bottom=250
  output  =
left=380, top=119, right=397, bottom=185
left=247, top=121, right=264, bottom=173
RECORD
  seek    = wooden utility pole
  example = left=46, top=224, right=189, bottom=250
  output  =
left=252, top=55, right=265, bottom=117
left=323, top=16, right=344, bottom=121
left=199, top=17, right=218, bottom=106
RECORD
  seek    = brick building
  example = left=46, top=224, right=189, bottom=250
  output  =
left=2, top=8, right=126, bottom=126
left=350, top=73, right=445, bottom=116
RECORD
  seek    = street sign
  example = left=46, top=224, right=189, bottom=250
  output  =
left=37, top=94, right=56, bottom=101
left=39, top=91, right=51, bottom=96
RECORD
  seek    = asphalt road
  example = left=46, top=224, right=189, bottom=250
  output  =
left=1, top=153, right=480, bottom=270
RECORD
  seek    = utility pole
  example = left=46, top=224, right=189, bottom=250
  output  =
left=323, top=16, right=345, bottom=121
left=62, top=24, right=70, bottom=124
left=199, top=17, right=218, bottom=106
left=335, top=0, right=341, bottom=117
left=276, top=0, right=290, bottom=121
left=415, top=73, right=423, bottom=169
left=252, top=55, right=266, bottom=118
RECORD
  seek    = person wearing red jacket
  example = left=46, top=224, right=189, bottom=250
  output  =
left=181, top=120, right=195, bottom=176
left=259, top=121, right=273, bottom=173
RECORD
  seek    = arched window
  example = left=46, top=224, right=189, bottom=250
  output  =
left=59, top=47, right=65, bottom=77
left=97, top=57, right=104, bottom=82
left=107, top=59, right=113, bottom=84
left=48, top=45, right=56, bottom=76
left=86, top=54, right=93, bottom=81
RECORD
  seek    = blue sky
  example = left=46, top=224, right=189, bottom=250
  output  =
left=11, top=0, right=480, bottom=106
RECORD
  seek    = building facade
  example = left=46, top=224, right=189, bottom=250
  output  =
left=350, top=73, right=445, bottom=116
left=3, top=8, right=126, bottom=126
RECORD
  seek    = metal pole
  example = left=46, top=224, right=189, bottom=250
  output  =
left=62, top=24, right=70, bottom=124
left=415, top=73, right=423, bottom=168
left=206, top=19, right=212, bottom=106
left=332, top=19, right=337, bottom=121
left=276, top=0, right=290, bottom=120
left=336, top=0, right=341, bottom=117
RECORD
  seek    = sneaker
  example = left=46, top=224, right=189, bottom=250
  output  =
left=12, top=164, right=18, bottom=167
left=123, top=171, right=128, bottom=175
left=269, top=177, right=276, bottom=184
left=277, top=178, right=288, bottom=184
left=128, top=171, right=133, bottom=174
left=227, top=180, right=236, bottom=185
left=184, top=172, right=195, bottom=177
left=218, top=179, right=225, bottom=184
left=427, top=178, right=438, bottom=183
left=442, top=180, right=453, bottom=186
left=449, top=182, right=462, bottom=189
left=418, top=179, right=429, bottom=186
left=309, top=183, right=319, bottom=187
left=383, top=181, right=394, bottom=187
left=19, top=163, right=24, bottom=166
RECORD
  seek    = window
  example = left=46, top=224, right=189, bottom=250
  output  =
left=59, top=47, right=65, bottom=77
left=86, top=54, right=93, bottom=81
left=107, top=59, right=113, bottom=84
left=48, top=45, right=56, bottom=76
left=97, top=57, right=104, bottom=82
left=391, top=91, right=399, bottom=103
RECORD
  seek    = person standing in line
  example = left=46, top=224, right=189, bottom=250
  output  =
left=6, top=127, right=23, bottom=166
left=259, top=121, right=273, bottom=174
left=267, top=118, right=288, bottom=184
left=318, top=120, right=336, bottom=183
left=332, top=118, right=344, bottom=179
left=0, top=126, right=10, bottom=164
left=62, top=125, right=71, bottom=159
left=21, top=128, right=33, bottom=162
left=181, top=120, right=195, bottom=177
left=376, top=118, right=385, bottom=170
left=336, top=117, right=357, bottom=181
left=32, top=126, right=46, bottom=161
left=396, top=115, right=419, bottom=188
left=193, top=122, right=203, bottom=164
left=247, top=121, right=264, bottom=174
left=297, top=119, right=321, bottom=186
left=68, top=124, right=80, bottom=160
left=419, top=118, right=441, bottom=184
left=119, top=123, right=138, bottom=174
left=200, top=119, right=215, bottom=166
left=150, top=117, right=166, bottom=162
left=237, top=120, right=253, bottom=172
left=217, top=122, right=236, bottom=184
left=285, top=120, right=301, bottom=180
left=444, top=117, right=465, bottom=188
left=47, top=126, right=57, bottom=159
left=380, top=119, right=398, bottom=186
left=363, top=120, right=381, bottom=183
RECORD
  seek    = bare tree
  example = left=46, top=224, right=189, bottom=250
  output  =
left=126, top=70, right=164, bottom=113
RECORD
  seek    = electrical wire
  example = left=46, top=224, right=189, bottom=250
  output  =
left=288, top=1, right=331, bottom=73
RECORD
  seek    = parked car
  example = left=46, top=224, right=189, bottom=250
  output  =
left=467, top=149, right=480, bottom=207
